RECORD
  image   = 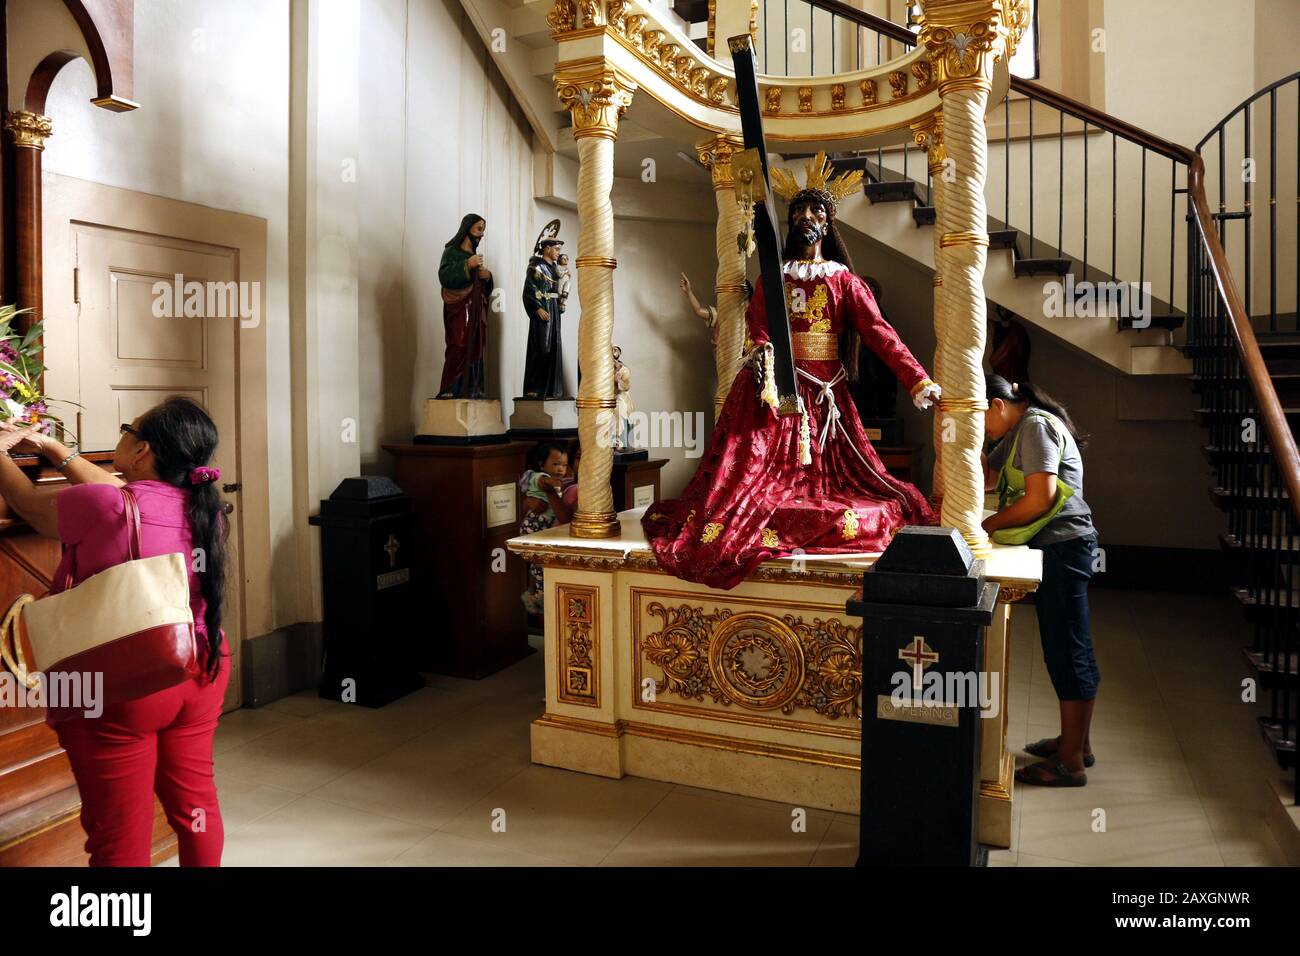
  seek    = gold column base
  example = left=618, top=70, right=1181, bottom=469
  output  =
left=962, top=529, right=992, bottom=559
left=570, top=509, right=620, bottom=539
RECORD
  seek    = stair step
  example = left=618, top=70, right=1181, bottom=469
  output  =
left=1119, top=314, right=1184, bottom=331
left=1258, top=716, right=1297, bottom=769
left=1211, top=484, right=1291, bottom=511
left=1192, top=372, right=1300, bottom=395
left=1244, top=646, right=1300, bottom=691
left=1221, top=531, right=1300, bottom=553
left=1183, top=331, right=1300, bottom=359
left=1204, top=443, right=1274, bottom=465
left=988, top=229, right=1018, bottom=250
left=864, top=180, right=925, bottom=204
left=1197, top=406, right=1300, bottom=428
left=1233, top=585, right=1300, bottom=618
left=1013, top=257, right=1071, bottom=277
left=912, top=205, right=935, bottom=226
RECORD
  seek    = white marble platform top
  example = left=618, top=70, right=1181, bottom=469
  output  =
left=507, top=506, right=1043, bottom=587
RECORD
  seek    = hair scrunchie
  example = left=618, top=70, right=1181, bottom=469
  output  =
left=189, top=465, right=221, bottom=485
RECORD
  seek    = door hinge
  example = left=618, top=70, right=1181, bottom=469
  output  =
left=72, top=266, right=79, bottom=304
left=222, top=483, right=241, bottom=494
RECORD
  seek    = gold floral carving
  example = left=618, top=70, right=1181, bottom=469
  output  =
left=763, top=86, right=782, bottom=115
left=797, top=86, right=813, bottom=113
left=555, top=68, right=636, bottom=140
left=642, top=603, right=863, bottom=719
left=546, top=0, right=577, bottom=34
left=507, top=542, right=866, bottom=585
left=578, top=0, right=604, bottom=27
left=557, top=583, right=599, bottom=705
left=911, top=61, right=934, bottom=90
left=997, top=585, right=1032, bottom=603
left=707, top=76, right=730, bottom=104
left=696, top=134, right=744, bottom=189
left=888, top=70, right=909, bottom=99
left=911, top=110, right=946, bottom=171
left=5, top=110, right=52, bottom=150
left=830, top=83, right=846, bottom=111
left=860, top=78, right=877, bottom=105
left=606, top=0, right=628, bottom=32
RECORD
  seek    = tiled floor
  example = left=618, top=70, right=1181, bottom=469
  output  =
left=192, top=590, right=1290, bottom=866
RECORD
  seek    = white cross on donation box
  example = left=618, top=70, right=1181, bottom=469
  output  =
left=897, top=636, right=939, bottom=690
left=383, top=534, right=400, bottom=568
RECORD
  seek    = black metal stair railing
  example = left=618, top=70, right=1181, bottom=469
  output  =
left=762, top=0, right=1191, bottom=332
left=1188, top=74, right=1300, bottom=779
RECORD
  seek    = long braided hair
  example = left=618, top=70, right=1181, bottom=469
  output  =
left=137, top=397, right=228, bottom=678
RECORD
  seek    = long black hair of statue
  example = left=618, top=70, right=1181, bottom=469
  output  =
left=445, top=213, right=485, bottom=250
left=782, top=197, right=862, bottom=381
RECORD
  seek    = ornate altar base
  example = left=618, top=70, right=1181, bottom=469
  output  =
left=507, top=510, right=1042, bottom=848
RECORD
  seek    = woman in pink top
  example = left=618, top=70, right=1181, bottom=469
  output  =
left=0, top=396, right=230, bottom=866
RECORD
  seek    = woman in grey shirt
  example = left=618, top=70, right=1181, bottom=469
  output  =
left=983, top=375, right=1099, bottom=787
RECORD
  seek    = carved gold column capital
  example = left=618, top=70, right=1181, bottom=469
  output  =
left=910, top=110, right=946, bottom=174
left=695, top=133, right=745, bottom=191
left=5, top=110, right=52, bottom=150
left=917, top=0, right=1019, bottom=94
left=556, top=66, right=636, bottom=141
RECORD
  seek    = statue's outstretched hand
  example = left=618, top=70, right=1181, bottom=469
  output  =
left=912, top=381, right=942, bottom=411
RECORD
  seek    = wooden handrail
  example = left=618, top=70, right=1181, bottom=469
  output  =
left=796, top=0, right=1300, bottom=524
left=1186, top=155, right=1300, bottom=523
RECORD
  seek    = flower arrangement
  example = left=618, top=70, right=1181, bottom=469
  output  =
left=0, top=304, right=72, bottom=442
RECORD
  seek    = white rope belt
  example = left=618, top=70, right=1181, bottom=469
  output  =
left=797, top=367, right=846, bottom=453
left=795, top=366, right=907, bottom=504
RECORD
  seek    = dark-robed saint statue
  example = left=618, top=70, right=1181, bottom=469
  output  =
left=521, top=233, right=567, bottom=398
left=437, top=213, right=493, bottom=399
left=642, top=154, right=942, bottom=590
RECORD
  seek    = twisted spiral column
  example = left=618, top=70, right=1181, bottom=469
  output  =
left=697, top=135, right=747, bottom=419
left=556, top=67, right=635, bottom=539
left=913, top=111, right=948, bottom=506
left=933, top=83, right=992, bottom=557
left=919, top=1, right=1018, bottom=559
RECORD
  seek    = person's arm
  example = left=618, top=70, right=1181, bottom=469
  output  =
left=982, top=471, right=1056, bottom=532
left=547, top=486, right=574, bottom=524
left=843, top=275, right=937, bottom=407
left=0, top=425, right=61, bottom=537
left=0, top=422, right=122, bottom=486
left=680, top=274, right=711, bottom=321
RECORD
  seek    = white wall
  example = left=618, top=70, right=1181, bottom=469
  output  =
left=358, top=0, right=719, bottom=497
left=40, top=0, right=299, bottom=623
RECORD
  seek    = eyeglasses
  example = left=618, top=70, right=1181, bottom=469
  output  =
left=120, top=423, right=143, bottom=440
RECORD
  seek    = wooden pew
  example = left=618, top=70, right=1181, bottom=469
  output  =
left=0, top=451, right=177, bottom=866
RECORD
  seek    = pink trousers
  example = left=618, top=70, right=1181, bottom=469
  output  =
left=53, top=653, right=230, bottom=867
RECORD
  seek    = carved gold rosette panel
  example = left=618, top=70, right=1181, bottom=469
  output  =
left=557, top=583, right=600, bottom=706
left=635, top=591, right=863, bottom=729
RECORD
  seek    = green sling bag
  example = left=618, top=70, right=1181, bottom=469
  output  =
left=991, top=409, right=1076, bottom=546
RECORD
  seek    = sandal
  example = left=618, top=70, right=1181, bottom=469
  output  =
left=1025, top=736, right=1095, bottom=768
left=1015, top=758, right=1087, bottom=787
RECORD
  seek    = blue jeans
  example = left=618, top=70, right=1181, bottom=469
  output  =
left=1032, top=532, right=1100, bottom=701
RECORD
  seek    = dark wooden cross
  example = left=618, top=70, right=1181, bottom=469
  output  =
left=728, top=34, right=799, bottom=417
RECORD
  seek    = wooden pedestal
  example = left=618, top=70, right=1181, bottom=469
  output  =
left=384, top=441, right=535, bottom=678
left=0, top=452, right=178, bottom=866
left=611, top=457, right=667, bottom=512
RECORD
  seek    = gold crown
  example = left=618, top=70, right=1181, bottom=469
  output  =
left=769, top=151, right=863, bottom=207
